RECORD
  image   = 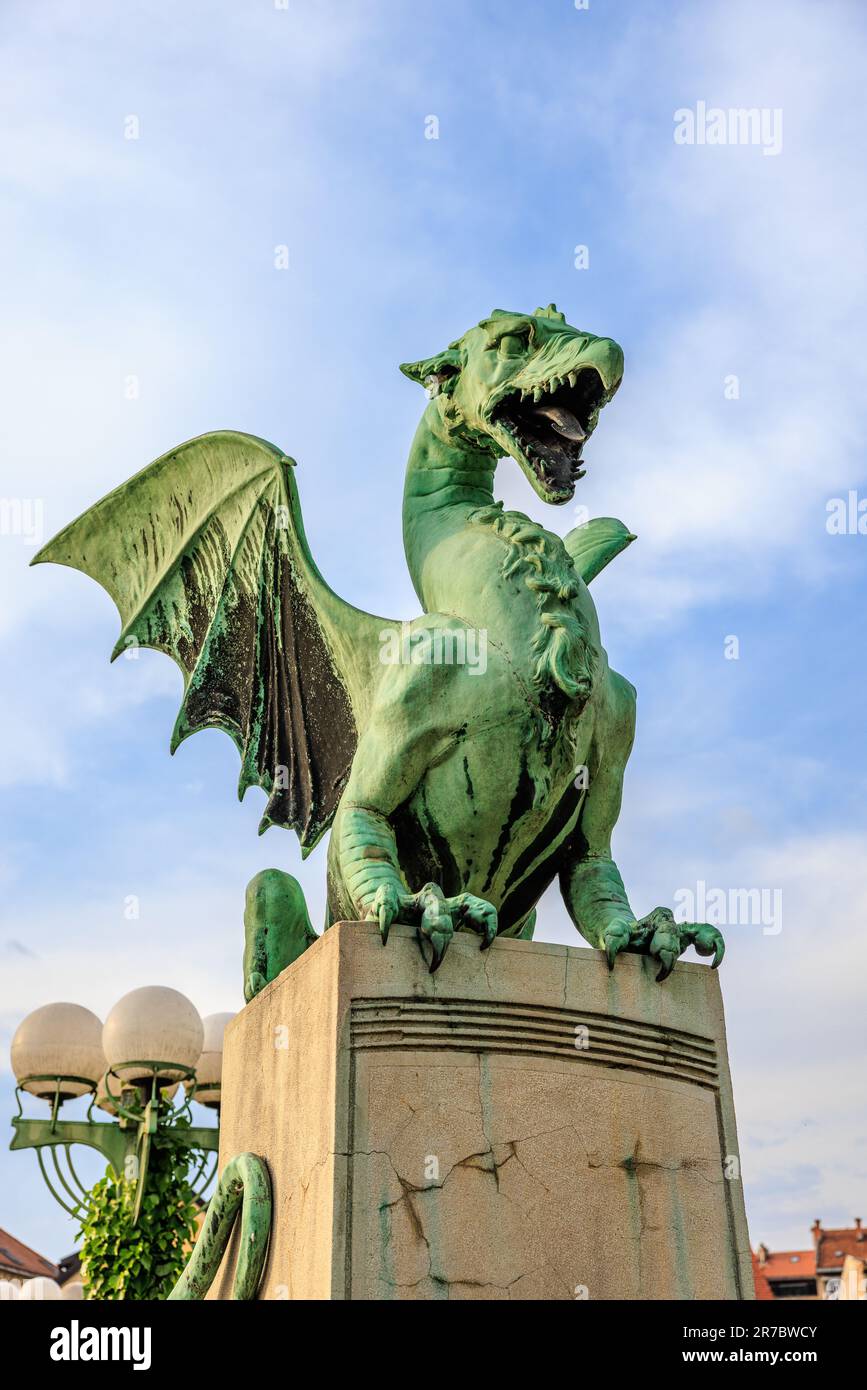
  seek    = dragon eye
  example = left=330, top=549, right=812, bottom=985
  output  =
left=497, top=332, right=527, bottom=358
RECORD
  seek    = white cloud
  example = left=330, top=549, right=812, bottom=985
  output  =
left=490, top=0, right=867, bottom=625
left=0, top=836, right=330, bottom=1058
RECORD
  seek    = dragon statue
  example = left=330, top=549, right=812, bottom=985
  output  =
left=34, top=303, right=724, bottom=988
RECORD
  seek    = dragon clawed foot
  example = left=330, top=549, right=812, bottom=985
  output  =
left=602, top=907, right=725, bottom=983
left=370, top=881, right=497, bottom=973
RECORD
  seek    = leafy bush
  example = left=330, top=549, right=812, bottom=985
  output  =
left=78, top=1120, right=199, bottom=1300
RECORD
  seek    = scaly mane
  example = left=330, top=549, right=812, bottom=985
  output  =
left=467, top=503, right=597, bottom=708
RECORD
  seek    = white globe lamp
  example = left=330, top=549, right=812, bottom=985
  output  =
left=188, top=1012, right=235, bottom=1107
left=11, top=1003, right=104, bottom=1100
left=20, top=1276, right=63, bottom=1300
left=103, top=986, right=203, bottom=1091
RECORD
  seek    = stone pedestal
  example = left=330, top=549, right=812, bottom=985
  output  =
left=209, top=921, right=753, bottom=1300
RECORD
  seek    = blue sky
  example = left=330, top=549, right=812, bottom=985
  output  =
left=1, top=0, right=865, bottom=1265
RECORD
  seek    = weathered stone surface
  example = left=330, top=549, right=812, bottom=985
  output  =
left=209, top=922, right=753, bottom=1301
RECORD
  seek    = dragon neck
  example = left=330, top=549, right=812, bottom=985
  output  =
left=402, top=400, right=495, bottom=604
left=401, top=402, right=597, bottom=720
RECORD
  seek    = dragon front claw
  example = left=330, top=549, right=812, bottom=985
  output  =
left=602, top=907, right=725, bottom=983
left=370, top=881, right=498, bottom=973
left=602, top=918, right=634, bottom=970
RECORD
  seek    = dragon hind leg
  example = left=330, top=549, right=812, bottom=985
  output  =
left=243, top=869, right=318, bottom=1002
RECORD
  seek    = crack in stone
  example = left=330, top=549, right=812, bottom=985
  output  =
left=480, top=940, right=497, bottom=995
left=298, top=1147, right=346, bottom=1196
left=354, top=1065, right=723, bottom=1297
left=621, top=1153, right=721, bottom=1184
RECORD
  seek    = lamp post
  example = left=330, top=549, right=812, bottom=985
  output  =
left=9, top=989, right=232, bottom=1226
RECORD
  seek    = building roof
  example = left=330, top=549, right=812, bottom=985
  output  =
left=815, top=1226, right=867, bottom=1273
left=751, top=1252, right=775, bottom=1300
left=0, top=1228, right=59, bottom=1282
left=56, top=1250, right=82, bottom=1286
left=756, top=1247, right=816, bottom=1280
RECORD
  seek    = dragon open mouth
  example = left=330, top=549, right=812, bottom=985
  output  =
left=493, top=367, right=611, bottom=501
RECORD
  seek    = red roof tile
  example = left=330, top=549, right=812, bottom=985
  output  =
left=816, top=1228, right=867, bottom=1272
left=757, top=1248, right=816, bottom=1280
left=0, top=1227, right=58, bottom=1281
left=751, top=1252, right=775, bottom=1300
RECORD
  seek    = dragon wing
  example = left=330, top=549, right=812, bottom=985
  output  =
left=33, top=430, right=392, bottom=854
left=564, top=516, right=636, bottom=585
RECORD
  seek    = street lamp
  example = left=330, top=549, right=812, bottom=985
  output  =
left=102, top=986, right=203, bottom=1092
left=10, top=989, right=232, bottom=1225
left=11, top=1003, right=105, bottom=1112
left=19, top=1276, right=63, bottom=1300
left=185, top=1012, right=234, bottom=1108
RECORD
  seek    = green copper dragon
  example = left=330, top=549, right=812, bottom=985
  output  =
left=34, top=304, right=724, bottom=989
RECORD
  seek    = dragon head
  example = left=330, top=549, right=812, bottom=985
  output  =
left=401, top=304, right=624, bottom=504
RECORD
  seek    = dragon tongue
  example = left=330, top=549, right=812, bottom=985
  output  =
left=528, top=403, right=586, bottom=442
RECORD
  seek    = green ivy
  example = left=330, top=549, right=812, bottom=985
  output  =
left=78, top=1118, right=199, bottom=1301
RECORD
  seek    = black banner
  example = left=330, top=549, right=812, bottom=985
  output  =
left=11, top=1296, right=862, bottom=1377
